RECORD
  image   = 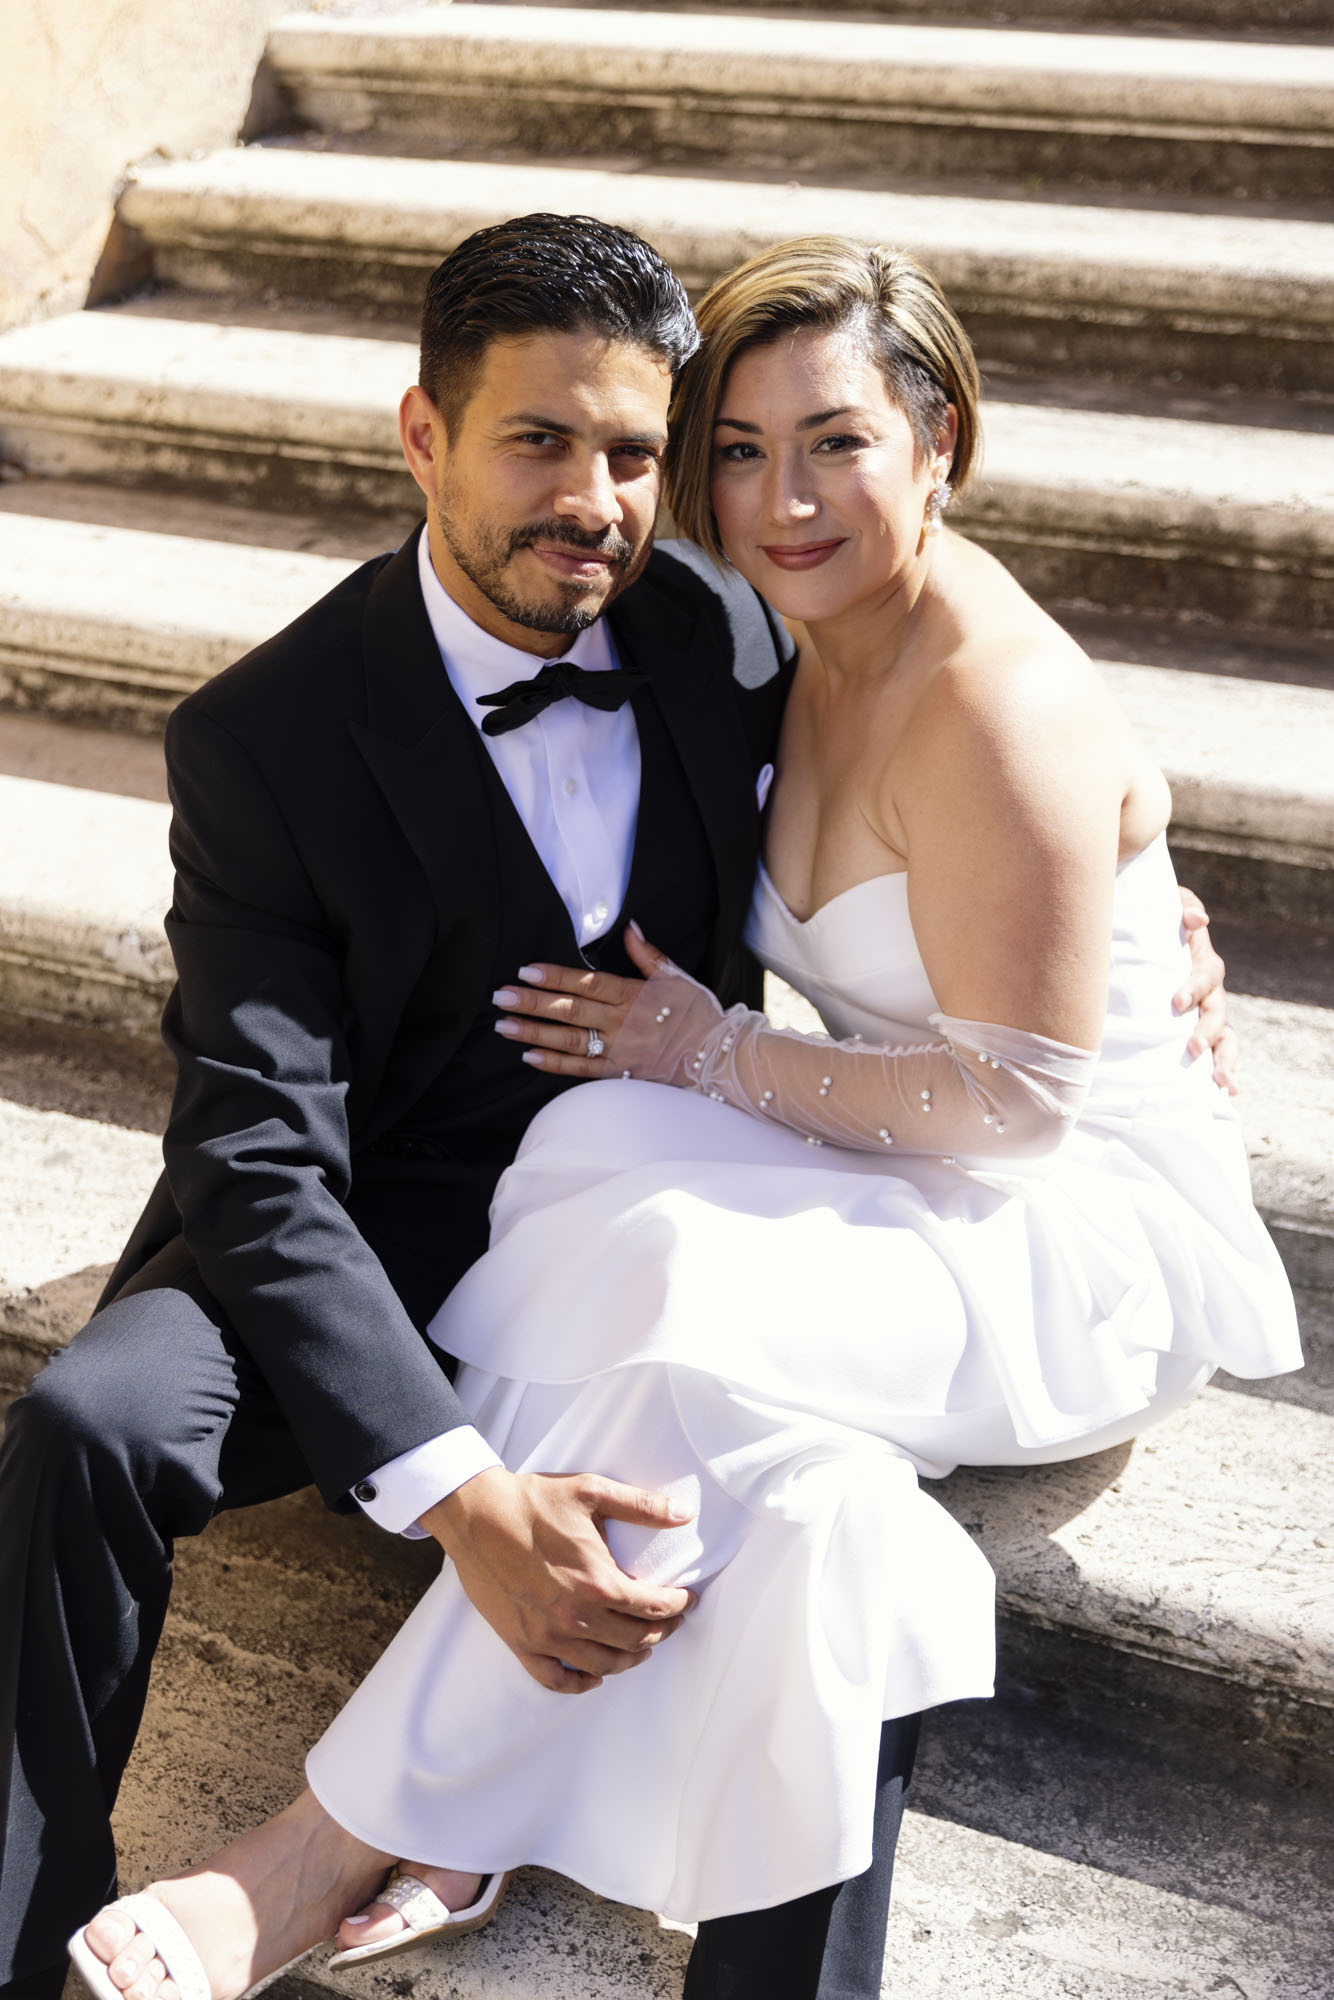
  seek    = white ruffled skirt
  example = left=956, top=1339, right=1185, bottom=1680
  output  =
left=306, top=1065, right=1297, bottom=1919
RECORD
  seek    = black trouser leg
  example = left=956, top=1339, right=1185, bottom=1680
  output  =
left=683, top=1711, right=921, bottom=2000
left=0, top=1238, right=310, bottom=1999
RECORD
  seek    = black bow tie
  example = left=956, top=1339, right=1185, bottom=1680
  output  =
left=477, top=659, right=650, bottom=737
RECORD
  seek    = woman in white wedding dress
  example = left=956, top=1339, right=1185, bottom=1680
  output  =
left=71, top=237, right=1300, bottom=2000
left=305, top=233, right=1299, bottom=1936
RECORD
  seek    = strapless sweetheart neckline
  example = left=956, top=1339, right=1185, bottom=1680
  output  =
left=758, top=832, right=1172, bottom=937
left=756, top=859, right=907, bottom=931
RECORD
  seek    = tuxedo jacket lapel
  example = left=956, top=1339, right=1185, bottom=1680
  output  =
left=609, top=569, right=760, bottom=989
left=350, top=530, right=763, bottom=1014
left=349, top=529, right=500, bottom=1030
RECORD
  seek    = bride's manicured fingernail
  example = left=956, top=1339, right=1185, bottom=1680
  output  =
left=517, top=964, right=545, bottom=984
left=628, top=919, right=645, bottom=939
left=492, top=987, right=520, bottom=1008
left=342, top=1915, right=371, bottom=1927
left=522, top=1050, right=546, bottom=1067
left=494, top=1019, right=521, bottom=1037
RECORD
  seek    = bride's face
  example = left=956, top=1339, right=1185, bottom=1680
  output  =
left=709, top=325, right=949, bottom=623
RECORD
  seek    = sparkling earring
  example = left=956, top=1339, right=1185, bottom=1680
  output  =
left=923, top=478, right=952, bottom=538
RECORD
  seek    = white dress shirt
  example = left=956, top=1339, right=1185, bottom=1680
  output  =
left=353, top=532, right=644, bottom=1534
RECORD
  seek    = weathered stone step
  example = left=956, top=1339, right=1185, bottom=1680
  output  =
left=3, top=515, right=1333, bottom=916
left=0, top=770, right=173, bottom=1035
left=0, top=512, right=358, bottom=730
left=0, top=707, right=168, bottom=804
left=262, top=4, right=1334, bottom=203
left=3, top=312, right=1331, bottom=629
left=1227, top=984, right=1334, bottom=1298
left=0, top=312, right=420, bottom=520
left=939, top=1375, right=1334, bottom=1765
left=568, top=0, right=1333, bottom=33
left=1062, top=605, right=1334, bottom=694
left=0, top=1006, right=170, bottom=1401
left=118, top=147, right=1334, bottom=398
left=1100, top=659, right=1334, bottom=924
left=966, top=395, right=1334, bottom=631
left=0, top=311, right=419, bottom=518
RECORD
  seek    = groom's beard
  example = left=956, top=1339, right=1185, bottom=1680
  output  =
left=434, top=496, right=651, bottom=636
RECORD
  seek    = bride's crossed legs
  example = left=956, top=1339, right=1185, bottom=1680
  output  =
left=78, top=1790, right=478, bottom=2000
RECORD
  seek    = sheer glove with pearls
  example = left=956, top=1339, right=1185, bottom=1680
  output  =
left=607, top=962, right=1098, bottom=1162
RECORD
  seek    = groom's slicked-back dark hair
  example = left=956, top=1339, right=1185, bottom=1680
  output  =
left=419, top=212, right=698, bottom=434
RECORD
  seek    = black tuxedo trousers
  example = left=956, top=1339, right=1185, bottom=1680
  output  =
left=0, top=536, right=916, bottom=1999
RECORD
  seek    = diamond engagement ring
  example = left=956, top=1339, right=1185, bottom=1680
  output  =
left=586, top=1029, right=606, bottom=1059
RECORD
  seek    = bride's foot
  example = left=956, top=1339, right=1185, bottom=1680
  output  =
left=77, top=1790, right=392, bottom=2000
left=334, top=1864, right=486, bottom=1953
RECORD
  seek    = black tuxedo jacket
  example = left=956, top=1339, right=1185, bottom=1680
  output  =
left=103, top=531, right=794, bottom=1508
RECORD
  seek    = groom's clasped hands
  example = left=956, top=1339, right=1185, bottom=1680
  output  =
left=420, top=1465, right=698, bottom=1696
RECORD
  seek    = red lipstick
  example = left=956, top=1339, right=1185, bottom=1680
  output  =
left=760, top=540, right=844, bottom=571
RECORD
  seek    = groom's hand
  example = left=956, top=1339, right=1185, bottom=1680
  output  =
left=1175, top=886, right=1238, bottom=1094
left=422, top=1466, right=696, bottom=1694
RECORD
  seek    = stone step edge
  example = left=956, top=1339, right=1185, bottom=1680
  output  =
left=118, top=147, right=1334, bottom=331
left=0, top=517, right=361, bottom=734
left=992, top=1595, right=1334, bottom=1724
left=0, top=513, right=359, bottom=699
left=935, top=1383, right=1334, bottom=1751
left=1261, top=1214, right=1334, bottom=1293
left=3, top=516, right=1332, bottom=853
left=0, top=773, right=172, bottom=1035
left=2, top=314, right=1331, bottom=557
left=598, top=0, right=1332, bottom=20
left=263, top=7, right=1334, bottom=136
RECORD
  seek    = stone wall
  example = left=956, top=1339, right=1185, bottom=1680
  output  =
left=0, top=0, right=294, bottom=329
left=0, top=0, right=449, bottom=332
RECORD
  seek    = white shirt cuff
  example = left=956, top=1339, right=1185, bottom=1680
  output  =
left=350, top=1426, right=503, bottom=1537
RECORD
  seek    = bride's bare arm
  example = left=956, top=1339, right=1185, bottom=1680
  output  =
left=899, top=646, right=1131, bottom=1039
left=497, top=652, right=1125, bottom=1156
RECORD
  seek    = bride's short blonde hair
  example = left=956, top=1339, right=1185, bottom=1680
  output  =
left=664, top=236, right=981, bottom=562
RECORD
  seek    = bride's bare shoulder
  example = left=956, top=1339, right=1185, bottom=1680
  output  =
left=923, top=534, right=1115, bottom=727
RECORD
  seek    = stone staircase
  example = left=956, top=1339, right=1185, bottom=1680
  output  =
left=1, top=1, right=1330, bottom=1993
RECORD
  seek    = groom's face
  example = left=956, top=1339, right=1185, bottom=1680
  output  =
left=400, top=328, right=672, bottom=655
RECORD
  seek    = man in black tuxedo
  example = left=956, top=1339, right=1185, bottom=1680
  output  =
left=0, top=215, right=1228, bottom=2000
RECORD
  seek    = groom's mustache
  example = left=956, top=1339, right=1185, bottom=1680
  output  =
left=508, top=520, right=638, bottom=569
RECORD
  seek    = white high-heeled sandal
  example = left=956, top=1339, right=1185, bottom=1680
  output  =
left=328, top=1868, right=509, bottom=1968
left=69, top=1894, right=212, bottom=2000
